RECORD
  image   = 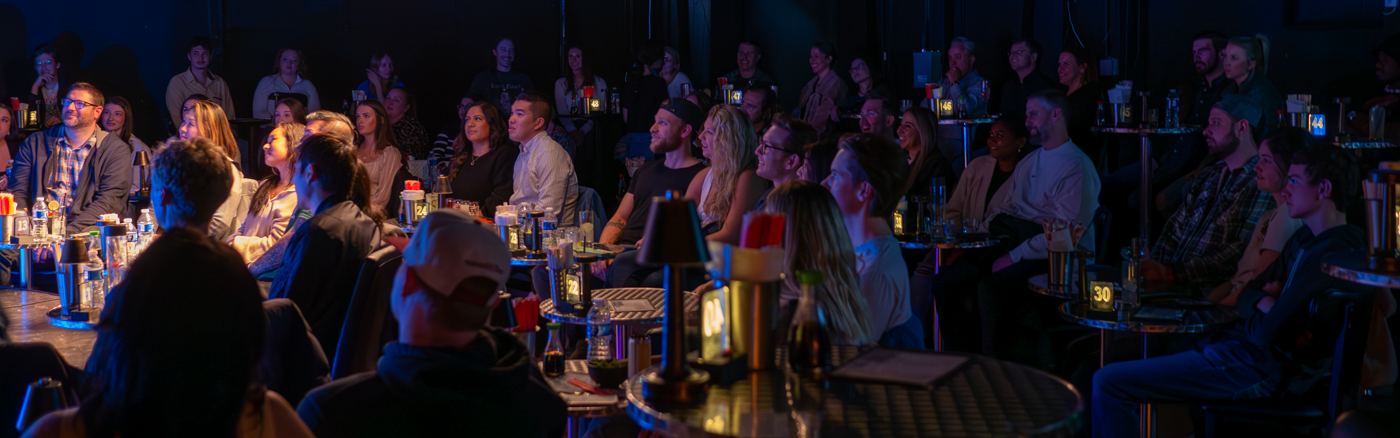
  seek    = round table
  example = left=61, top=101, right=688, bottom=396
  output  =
left=1321, top=249, right=1400, bottom=288
left=539, top=358, right=626, bottom=436
left=1027, top=269, right=1181, bottom=300
left=1, top=289, right=96, bottom=367
left=1333, top=141, right=1398, bottom=149
left=542, top=287, right=700, bottom=361
left=1059, top=298, right=1237, bottom=438
left=916, top=238, right=999, bottom=351
left=938, top=116, right=997, bottom=168
left=625, top=345, right=1082, bottom=437
left=0, top=240, right=61, bottom=289
left=1091, top=125, right=1201, bottom=247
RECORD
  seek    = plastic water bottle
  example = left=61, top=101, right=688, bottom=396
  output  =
left=137, top=208, right=155, bottom=250
left=31, top=197, right=47, bottom=239
left=587, top=299, right=613, bottom=361
left=1165, top=89, right=1180, bottom=129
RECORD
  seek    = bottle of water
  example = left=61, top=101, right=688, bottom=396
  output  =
left=541, top=207, right=558, bottom=248
left=1096, top=101, right=1107, bottom=126
left=1165, top=89, right=1180, bottom=129
left=137, top=208, right=155, bottom=250
left=587, top=299, right=613, bottom=361
left=31, top=197, right=47, bottom=240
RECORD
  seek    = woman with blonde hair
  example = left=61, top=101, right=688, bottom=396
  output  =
left=764, top=180, right=876, bottom=345
left=178, top=100, right=246, bottom=240
left=1222, top=34, right=1283, bottom=135
left=352, top=100, right=403, bottom=212
left=685, top=104, right=768, bottom=244
left=227, top=123, right=304, bottom=263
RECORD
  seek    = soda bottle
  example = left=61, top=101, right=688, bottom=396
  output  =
left=1165, top=89, right=1180, bottom=129
left=587, top=299, right=613, bottom=361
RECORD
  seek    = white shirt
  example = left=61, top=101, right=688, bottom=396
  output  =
left=667, top=71, right=693, bottom=99
left=252, top=75, right=322, bottom=119
left=987, top=140, right=1101, bottom=262
left=855, top=234, right=912, bottom=336
left=510, top=132, right=579, bottom=226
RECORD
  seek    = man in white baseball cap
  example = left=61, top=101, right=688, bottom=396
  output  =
left=297, top=210, right=567, bottom=437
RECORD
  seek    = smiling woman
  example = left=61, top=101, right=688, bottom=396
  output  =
left=253, top=48, right=321, bottom=119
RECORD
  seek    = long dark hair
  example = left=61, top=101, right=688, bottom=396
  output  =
left=80, top=230, right=267, bottom=438
left=105, top=96, right=136, bottom=143
left=299, top=133, right=386, bottom=225
left=561, top=45, right=597, bottom=95
left=449, top=102, right=509, bottom=180
left=354, top=100, right=398, bottom=152
left=251, top=122, right=305, bottom=215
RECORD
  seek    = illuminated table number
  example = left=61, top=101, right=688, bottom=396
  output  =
left=700, top=289, right=727, bottom=361
left=1090, top=280, right=1116, bottom=312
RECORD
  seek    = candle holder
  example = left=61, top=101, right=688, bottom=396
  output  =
left=637, top=190, right=711, bottom=406
left=133, top=150, right=151, bottom=198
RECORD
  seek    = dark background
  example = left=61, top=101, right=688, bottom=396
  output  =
left=3, top=0, right=1398, bottom=147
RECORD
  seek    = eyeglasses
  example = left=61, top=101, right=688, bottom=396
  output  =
left=1009, top=49, right=1030, bottom=56
left=35, top=60, right=53, bottom=67
left=758, top=141, right=803, bottom=157
left=62, top=99, right=98, bottom=110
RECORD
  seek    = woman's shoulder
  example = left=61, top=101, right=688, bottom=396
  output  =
left=252, top=390, right=314, bottom=438
left=22, top=407, right=80, bottom=438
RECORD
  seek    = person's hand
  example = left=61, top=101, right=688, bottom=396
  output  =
left=31, top=72, right=55, bottom=95
left=991, top=254, right=1013, bottom=272
left=591, top=259, right=612, bottom=281
left=365, top=68, right=381, bottom=85
left=944, top=67, right=965, bottom=84
left=34, top=247, right=54, bottom=264
left=568, top=129, right=585, bottom=145
left=1261, top=280, right=1282, bottom=298
left=1140, top=259, right=1173, bottom=281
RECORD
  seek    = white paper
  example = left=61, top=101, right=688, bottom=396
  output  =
left=609, top=299, right=654, bottom=312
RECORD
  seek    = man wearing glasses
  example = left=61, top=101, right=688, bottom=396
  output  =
left=997, top=38, right=1057, bottom=119
left=752, top=113, right=817, bottom=211
left=3, top=82, right=132, bottom=285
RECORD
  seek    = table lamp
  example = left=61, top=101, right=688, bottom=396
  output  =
left=133, top=150, right=151, bottom=197
left=48, top=238, right=92, bottom=329
left=638, top=190, right=711, bottom=405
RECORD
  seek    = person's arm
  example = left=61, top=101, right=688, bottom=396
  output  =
left=10, top=135, right=35, bottom=211
left=600, top=193, right=635, bottom=245
left=252, top=76, right=273, bottom=119
left=533, top=145, right=573, bottom=215
left=205, top=166, right=242, bottom=240
left=231, top=192, right=297, bottom=262
left=705, top=170, right=767, bottom=245
left=68, top=141, right=133, bottom=234
left=1162, top=189, right=1273, bottom=284
left=249, top=214, right=306, bottom=276
left=304, top=81, right=322, bottom=112
left=483, top=147, right=519, bottom=213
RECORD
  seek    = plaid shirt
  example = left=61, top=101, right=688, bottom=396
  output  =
left=1153, top=156, right=1274, bottom=287
left=47, top=130, right=99, bottom=213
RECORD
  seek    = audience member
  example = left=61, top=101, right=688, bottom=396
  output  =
left=273, top=98, right=308, bottom=125
left=9, top=82, right=132, bottom=236
left=754, top=114, right=817, bottom=197
left=898, top=107, right=955, bottom=199
left=428, top=93, right=475, bottom=164
left=355, top=53, right=402, bottom=101
left=795, top=42, right=847, bottom=136
left=179, top=100, right=246, bottom=241
left=555, top=46, right=608, bottom=148
left=304, top=110, right=356, bottom=143
left=935, top=37, right=988, bottom=176
left=100, top=96, right=154, bottom=190
left=1092, top=145, right=1363, bottom=438
left=661, top=46, right=693, bottom=99
left=29, top=44, right=67, bottom=128
left=22, top=137, right=312, bottom=438
left=1057, top=47, right=1102, bottom=155
left=858, top=96, right=898, bottom=140
left=821, top=134, right=922, bottom=348
left=999, top=38, right=1058, bottom=119
left=1222, top=34, right=1283, bottom=136
left=1185, top=31, right=1231, bottom=131
left=738, top=86, right=781, bottom=135
left=597, top=100, right=707, bottom=283
left=296, top=210, right=566, bottom=437
left=686, top=89, right=718, bottom=115
left=799, top=137, right=839, bottom=183
left=248, top=111, right=355, bottom=279
left=227, top=122, right=304, bottom=263
left=620, top=43, right=670, bottom=158
left=685, top=105, right=767, bottom=245
left=447, top=102, right=519, bottom=217
left=165, top=37, right=235, bottom=123
left=848, top=57, right=893, bottom=106
left=508, top=91, right=578, bottom=226
left=1356, top=33, right=1400, bottom=136
left=269, top=133, right=385, bottom=357
left=353, top=100, right=404, bottom=212
left=928, top=90, right=1099, bottom=358
left=253, top=48, right=321, bottom=119
left=1140, top=95, right=1274, bottom=288
left=763, top=180, right=876, bottom=346
left=1208, top=126, right=1308, bottom=305
left=0, top=107, right=10, bottom=189
left=384, top=86, right=430, bottom=160
left=470, top=37, right=537, bottom=115
left=718, top=40, right=776, bottom=92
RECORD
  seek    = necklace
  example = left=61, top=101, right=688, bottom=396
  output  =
left=1386, top=85, right=1400, bottom=94
left=470, top=153, right=484, bottom=166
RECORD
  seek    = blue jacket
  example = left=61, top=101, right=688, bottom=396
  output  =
left=8, top=125, right=132, bottom=234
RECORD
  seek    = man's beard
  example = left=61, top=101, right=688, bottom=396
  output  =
left=1207, top=133, right=1239, bottom=157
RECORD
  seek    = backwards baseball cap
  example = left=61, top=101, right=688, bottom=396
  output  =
left=1212, top=94, right=1262, bottom=127
left=390, top=209, right=512, bottom=317
left=1375, top=33, right=1400, bottom=60
left=659, top=98, right=706, bottom=135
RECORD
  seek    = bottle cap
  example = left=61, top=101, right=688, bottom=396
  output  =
left=796, top=270, right=823, bottom=285
left=547, top=322, right=561, bottom=330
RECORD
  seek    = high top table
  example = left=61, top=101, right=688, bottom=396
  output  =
left=938, top=116, right=997, bottom=168
left=1, top=288, right=97, bottom=367
left=1091, top=125, right=1201, bottom=247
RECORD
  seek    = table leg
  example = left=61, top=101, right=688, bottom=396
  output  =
left=1099, top=328, right=1108, bottom=368
left=18, top=246, right=32, bottom=288
left=1139, top=134, right=1152, bottom=245
left=961, top=123, right=974, bottom=169
left=614, top=324, right=629, bottom=360
left=931, top=247, right=944, bottom=352
left=1141, top=333, right=1155, bottom=438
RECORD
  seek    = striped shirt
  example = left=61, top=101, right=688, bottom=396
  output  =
left=1153, top=156, right=1275, bottom=287
left=47, top=130, right=99, bottom=213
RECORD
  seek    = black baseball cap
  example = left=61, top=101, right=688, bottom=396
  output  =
left=658, top=98, right=706, bottom=135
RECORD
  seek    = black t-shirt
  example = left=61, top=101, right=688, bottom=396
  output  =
left=448, top=143, right=521, bottom=217
left=469, top=70, right=537, bottom=116
left=986, top=164, right=1013, bottom=207
left=623, top=75, right=671, bottom=134
left=619, top=159, right=707, bottom=245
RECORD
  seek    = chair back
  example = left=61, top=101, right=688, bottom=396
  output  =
left=0, top=343, right=76, bottom=438
left=578, top=186, right=607, bottom=241
left=330, top=245, right=403, bottom=379
left=1308, top=289, right=1375, bottom=419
